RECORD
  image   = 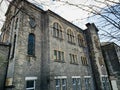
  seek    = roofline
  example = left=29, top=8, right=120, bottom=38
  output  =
left=5, top=0, right=84, bottom=32
left=46, top=10, right=83, bottom=32
left=101, top=42, right=120, bottom=48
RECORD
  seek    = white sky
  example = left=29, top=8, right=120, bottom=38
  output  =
left=0, top=0, right=120, bottom=44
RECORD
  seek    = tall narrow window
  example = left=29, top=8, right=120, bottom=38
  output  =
left=53, top=22, right=63, bottom=39
left=67, top=29, right=74, bottom=44
left=11, top=34, right=16, bottom=58
left=84, top=77, right=91, bottom=90
left=28, top=33, right=35, bottom=56
left=78, top=34, right=85, bottom=47
left=56, top=79, right=60, bottom=90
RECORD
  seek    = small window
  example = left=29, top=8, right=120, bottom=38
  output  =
left=25, top=77, right=37, bottom=90
left=84, top=77, right=91, bottom=90
left=102, top=76, right=111, bottom=90
left=56, top=79, right=60, bottom=90
left=28, top=33, right=35, bottom=56
left=78, top=34, right=85, bottom=47
left=81, top=56, right=88, bottom=66
left=70, top=54, right=78, bottom=64
left=72, top=78, right=81, bottom=90
left=53, top=22, right=63, bottom=39
left=67, top=29, right=75, bottom=44
left=54, top=50, right=64, bottom=62
left=55, top=78, right=67, bottom=90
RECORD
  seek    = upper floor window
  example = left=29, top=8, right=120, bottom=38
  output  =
left=78, top=34, right=85, bottom=47
left=67, top=29, right=75, bottom=44
left=70, top=54, right=78, bottom=64
left=54, top=50, right=64, bottom=62
left=53, top=22, right=63, bottom=39
left=28, top=33, right=35, bottom=56
left=81, top=56, right=88, bottom=66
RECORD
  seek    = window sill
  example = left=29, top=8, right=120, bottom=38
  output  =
left=70, top=62, right=79, bottom=65
left=27, top=55, right=36, bottom=61
left=68, top=41, right=75, bottom=45
left=54, top=60, right=65, bottom=63
left=53, top=36, right=64, bottom=41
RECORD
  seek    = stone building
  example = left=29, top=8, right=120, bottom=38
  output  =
left=101, top=42, right=120, bottom=90
left=0, top=0, right=111, bottom=90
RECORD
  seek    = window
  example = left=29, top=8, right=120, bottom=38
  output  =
left=102, top=76, right=111, bottom=90
left=53, top=22, right=63, bottom=39
left=28, top=33, right=35, bottom=56
left=55, top=77, right=67, bottom=90
left=25, top=77, right=37, bottom=90
left=70, top=54, right=78, bottom=64
left=67, top=29, right=75, bottom=44
left=78, top=34, right=85, bottom=47
left=15, top=18, right=18, bottom=29
left=54, top=50, right=64, bottom=62
left=56, top=79, right=60, bottom=90
left=81, top=56, right=88, bottom=65
left=72, top=77, right=82, bottom=90
left=26, top=80, right=35, bottom=90
left=84, top=77, right=91, bottom=90
left=11, top=34, right=16, bottom=58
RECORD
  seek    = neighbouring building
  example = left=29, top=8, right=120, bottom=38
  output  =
left=0, top=0, right=111, bottom=90
left=101, top=42, right=120, bottom=90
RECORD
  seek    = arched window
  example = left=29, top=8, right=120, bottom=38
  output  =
left=28, top=33, right=35, bottom=56
left=67, top=29, right=74, bottom=43
left=78, top=34, right=84, bottom=47
left=53, top=22, right=62, bottom=39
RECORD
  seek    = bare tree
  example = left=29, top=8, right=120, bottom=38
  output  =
left=59, top=0, right=120, bottom=43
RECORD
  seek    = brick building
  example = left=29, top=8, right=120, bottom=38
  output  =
left=0, top=0, right=111, bottom=90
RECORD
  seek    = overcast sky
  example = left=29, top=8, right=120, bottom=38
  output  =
left=0, top=0, right=120, bottom=44
left=0, top=0, right=100, bottom=29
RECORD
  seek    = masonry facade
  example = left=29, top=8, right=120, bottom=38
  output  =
left=0, top=0, right=111, bottom=90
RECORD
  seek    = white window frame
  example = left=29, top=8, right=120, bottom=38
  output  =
left=55, top=76, right=67, bottom=90
left=25, top=77, right=37, bottom=90
left=84, top=76, right=91, bottom=90
left=72, top=76, right=81, bottom=90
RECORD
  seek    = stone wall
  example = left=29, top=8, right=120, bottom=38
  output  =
left=0, top=43, right=10, bottom=90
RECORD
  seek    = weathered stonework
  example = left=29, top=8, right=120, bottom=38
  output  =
left=0, top=0, right=111, bottom=90
left=0, top=43, right=10, bottom=90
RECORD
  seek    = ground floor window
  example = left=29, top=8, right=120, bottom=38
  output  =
left=101, top=76, right=111, bottom=90
left=55, top=76, right=67, bottom=90
left=72, top=76, right=82, bottom=90
left=25, top=77, right=37, bottom=90
left=84, top=76, right=91, bottom=90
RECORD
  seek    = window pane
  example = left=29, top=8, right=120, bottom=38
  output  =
left=26, top=80, right=34, bottom=88
left=56, top=79, right=60, bottom=90
left=54, top=50, right=57, bottom=60
left=28, top=34, right=35, bottom=55
left=62, top=79, right=66, bottom=90
left=72, top=78, right=77, bottom=90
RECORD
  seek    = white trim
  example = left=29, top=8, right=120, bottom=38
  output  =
left=101, top=75, right=108, bottom=77
left=72, top=76, right=81, bottom=78
left=25, top=77, right=37, bottom=80
left=84, top=76, right=91, bottom=78
left=54, top=76, right=67, bottom=79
